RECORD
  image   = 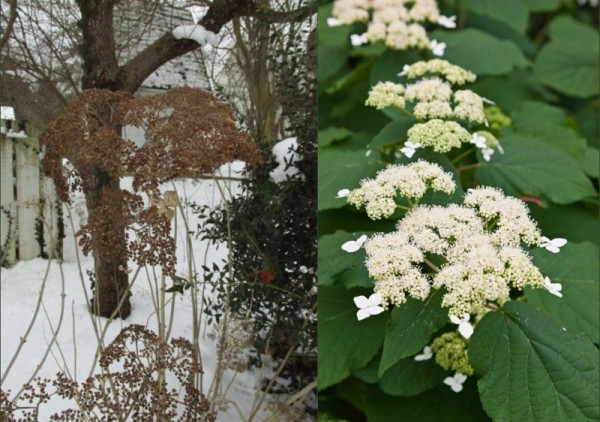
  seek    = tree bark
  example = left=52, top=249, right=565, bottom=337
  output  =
left=85, top=167, right=131, bottom=318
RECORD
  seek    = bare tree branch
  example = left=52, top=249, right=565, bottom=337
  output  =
left=0, top=0, right=18, bottom=52
left=120, top=0, right=316, bottom=92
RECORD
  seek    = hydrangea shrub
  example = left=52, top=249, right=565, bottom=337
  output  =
left=317, top=0, right=599, bottom=420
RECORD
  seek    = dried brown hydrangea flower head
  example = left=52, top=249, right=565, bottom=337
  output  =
left=40, top=88, right=262, bottom=290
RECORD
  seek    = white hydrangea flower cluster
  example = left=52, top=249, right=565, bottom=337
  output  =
left=366, top=78, right=487, bottom=125
left=407, top=119, right=472, bottom=153
left=400, top=59, right=477, bottom=85
left=347, top=160, right=456, bottom=220
left=331, top=0, right=454, bottom=52
left=361, top=187, right=546, bottom=316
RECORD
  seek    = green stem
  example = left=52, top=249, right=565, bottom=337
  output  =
left=451, top=146, right=477, bottom=165
left=457, top=163, right=480, bottom=173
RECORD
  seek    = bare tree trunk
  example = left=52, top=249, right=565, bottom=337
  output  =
left=84, top=166, right=131, bottom=318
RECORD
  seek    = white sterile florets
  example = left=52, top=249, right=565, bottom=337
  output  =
left=347, top=161, right=456, bottom=220
left=407, top=119, right=472, bottom=153
left=332, top=0, right=370, bottom=23
left=402, top=60, right=477, bottom=86
left=365, top=81, right=406, bottom=110
left=405, top=78, right=453, bottom=102
left=453, top=90, right=486, bottom=124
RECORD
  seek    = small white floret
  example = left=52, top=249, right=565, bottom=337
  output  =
left=438, top=15, right=457, bottom=29
left=470, top=133, right=487, bottom=149
left=400, top=141, right=421, bottom=158
left=430, top=39, right=446, bottom=57
left=414, top=346, right=433, bottom=361
left=351, top=33, right=368, bottom=46
left=543, top=276, right=563, bottom=298
left=540, top=236, right=567, bottom=253
left=336, top=189, right=351, bottom=198
left=450, top=314, right=474, bottom=339
left=354, top=292, right=385, bottom=320
left=444, top=373, right=467, bottom=393
left=482, top=148, right=494, bottom=162
left=342, top=235, right=368, bottom=253
left=327, top=17, right=344, bottom=27
left=398, top=64, right=411, bottom=77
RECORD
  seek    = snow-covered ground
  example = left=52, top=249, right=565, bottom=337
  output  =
left=0, top=161, right=289, bottom=420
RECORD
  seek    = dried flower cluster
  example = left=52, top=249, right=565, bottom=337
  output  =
left=359, top=187, right=545, bottom=316
left=330, top=0, right=454, bottom=51
left=208, top=315, right=255, bottom=372
left=2, top=325, right=215, bottom=421
left=40, top=88, right=262, bottom=275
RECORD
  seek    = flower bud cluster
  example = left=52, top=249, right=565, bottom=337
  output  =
left=347, top=160, right=456, bottom=220
left=402, top=59, right=477, bottom=85
left=360, top=187, right=545, bottom=316
left=430, top=332, right=474, bottom=376
left=407, top=119, right=472, bottom=153
left=366, top=78, right=487, bottom=125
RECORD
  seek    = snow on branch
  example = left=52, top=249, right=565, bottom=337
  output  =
left=172, top=24, right=218, bottom=47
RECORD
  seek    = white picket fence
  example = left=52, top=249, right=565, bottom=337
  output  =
left=0, top=120, right=61, bottom=266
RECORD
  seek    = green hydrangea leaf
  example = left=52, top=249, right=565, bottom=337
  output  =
left=528, top=203, right=599, bottom=246
left=379, top=290, right=448, bottom=376
left=369, top=115, right=415, bottom=149
left=523, top=0, right=563, bottom=12
left=584, top=147, right=599, bottom=178
left=318, top=286, right=389, bottom=390
left=319, top=148, right=384, bottom=211
left=469, top=301, right=600, bottom=421
left=365, top=382, right=491, bottom=422
left=526, top=242, right=599, bottom=343
left=318, top=126, right=354, bottom=148
left=510, top=101, right=587, bottom=160
left=429, top=29, right=530, bottom=76
left=318, top=231, right=372, bottom=288
left=476, top=135, right=596, bottom=204
left=379, top=355, right=446, bottom=397
left=533, top=17, right=599, bottom=98
left=466, top=0, right=528, bottom=32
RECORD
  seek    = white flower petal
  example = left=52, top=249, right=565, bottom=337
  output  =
left=357, top=308, right=371, bottom=320
left=353, top=295, right=369, bottom=308
left=455, top=373, right=468, bottom=384
left=351, top=33, right=368, bottom=46
left=357, top=234, right=368, bottom=246
left=366, top=292, right=382, bottom=306
left=398, top=64, right=411, bottom=77
left=368, top=305, right=385, bottom=316
left=336, top=189, right=351, bottom=198
left=342, top=240, right=361, bottom=253
left=327, top=17, right=344, bottom=27
left=450, top=315, right=461, bottom=325
left=414, top=346, right=433, bottom=361
left=458, top=322, right=474, bottom=339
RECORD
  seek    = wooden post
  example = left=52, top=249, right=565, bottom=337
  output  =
left=15, top=136, right=41, bottom=260
left=0, top=134, right=16, bottom=265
